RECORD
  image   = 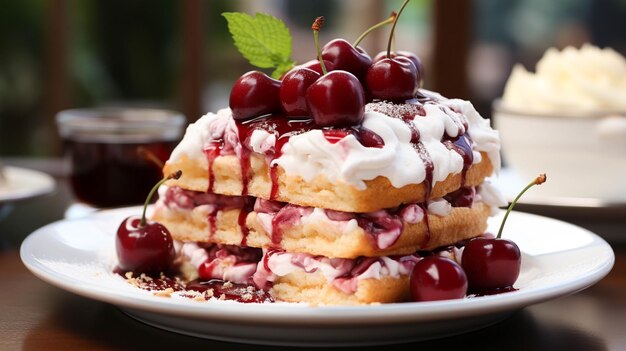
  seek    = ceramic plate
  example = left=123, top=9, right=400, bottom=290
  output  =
left=0, top=166, right=56, bottom=203
left=20, top=207, right=614, bottom=346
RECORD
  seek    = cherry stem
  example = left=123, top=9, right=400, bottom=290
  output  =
left=353, top=11, right=397, bottom=47
left=312, top=16, right=327, bottom=75
left=140, top=170, right=182, bottom=227
left=497, top=173, right=547, bottom=239
left=387, top=0, right=411, bottom=58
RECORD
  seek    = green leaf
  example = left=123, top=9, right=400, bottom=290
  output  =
left=222, top=12, right=294, bottom=71
left=271, top=61, right=295, bottom=79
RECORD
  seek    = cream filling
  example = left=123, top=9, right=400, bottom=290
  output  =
left=178, top=243, right=258, bottom=284
left=177, top=242, right=469, bottom=295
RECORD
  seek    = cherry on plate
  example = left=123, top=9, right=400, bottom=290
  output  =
left=116, top=216, right=175, bottom=274
left=410, top=256, right=468, bottom=302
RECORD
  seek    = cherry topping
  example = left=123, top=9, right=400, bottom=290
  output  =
left=373, top=50, right=424, bottom=86
left=306, top=17, right=366, bottom=127
left=321, top=38, right=372, bottom=79
left=116, top=171, right=182, bottom=274
left=297, top=59, right=335, bottom=76
left=462, top=174, right=547, bottom=293
left=366, top=0, right=419, bottom=101
left=229, top=71, right=281, bottom=120
left=462, top=237, right=521, bottom=293
left=410, top=256, right=468, bottom=302
left=306, top=71, right=365, bottom=127
left=366, top=56, right=418, bottom=101
left=280, top=67, right=320, bottom=117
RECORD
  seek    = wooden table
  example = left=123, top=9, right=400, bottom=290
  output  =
left=1, top=159, right=625, bottom=350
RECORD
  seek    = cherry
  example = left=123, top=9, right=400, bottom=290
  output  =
left=297, top=59, right=335, bottom=76
left=366, top=56, right=418, bottom=101
left=321, top=39, right=372, bottom=79
left=373, top=50, right=424, bottom=86
left=115, top=170, right=182, bottom=274
left=461, top=174, right=547, bottom=293
left=229, top=71, right=281, bottom=120
left=306, top=17, right=365, bottom=127
left=307, top=71, right=365, bottom=126
left=365, top=0, right=419, bottom=101
left=462, top=237, right=521, bottom=293
left=280, top=67, right=320, bottom=117
left=410, top=256, right=468, bottom=302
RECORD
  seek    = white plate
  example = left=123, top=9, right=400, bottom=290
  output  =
left=0, top=166, right=56, bottom=203
left=20, top=207, right=614, bottom=346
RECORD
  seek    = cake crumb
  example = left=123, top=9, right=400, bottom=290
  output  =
left=125, top=272, right=133, bottom=279
left=153, top=288, right=174, bottom=297
left=223, top=281, right=233, bottom=289
left=219, top=294, right=226, bottom=300
left=242, top=293, right=253, bottom=301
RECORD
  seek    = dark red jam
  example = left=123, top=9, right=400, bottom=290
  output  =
left=115, top=269, right=273, bottom=303
left=186, top=279, right=274, bottom=303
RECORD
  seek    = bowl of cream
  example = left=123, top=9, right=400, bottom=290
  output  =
left=494, top=44, right=626, bottom=202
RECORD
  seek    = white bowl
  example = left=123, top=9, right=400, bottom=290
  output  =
left=493, top=100, right=626, bottom=202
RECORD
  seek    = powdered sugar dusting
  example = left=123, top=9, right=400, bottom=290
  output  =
left=366, top=101, right=426, bottom=120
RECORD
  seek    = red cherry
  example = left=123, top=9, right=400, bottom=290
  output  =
left=116, top=216, right=175, bottom=273
left=321, top=39, right=372, bottom=79
left=115, top=170, right=181, bottom=274
left=460, top=174, right=547, bottom=293
left=306, top=70, right=365, bottom=127
left=298, top=59, right=335, bottom=76
left=229, top=71, right=281, bottom=120
left=280, top=67, right=320, bottom=117
left=373, top=50, right=424, bottom=86
left=461, top=237, right=521, bottom=293
left=366, top=57, right=418, bottom=101
left=410, top=256, right=468, bottom=302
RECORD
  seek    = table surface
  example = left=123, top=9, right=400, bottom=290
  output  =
left=1, top=158, right=625, bottom=351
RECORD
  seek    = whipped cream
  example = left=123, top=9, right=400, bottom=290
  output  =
left=169, top=93, right=500, bottom=190
left=476, top=180, right=507, bottom=215
left=502, top=44, right=626, bottom=113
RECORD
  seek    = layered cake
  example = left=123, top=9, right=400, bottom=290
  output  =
left=118, top=10, right=509, bottom=305
left=149, top=91, right=504, bottom=305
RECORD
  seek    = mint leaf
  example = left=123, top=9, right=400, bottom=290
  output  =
left=271, top=61, right=295, bottom=79
left=223, top=12, right=295, bottom=77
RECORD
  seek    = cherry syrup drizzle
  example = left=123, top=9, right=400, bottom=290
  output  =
left=443, top=134, right=473, bottom=186
left=203, top=141, right=223, bottom=193
left=238, top=202, right=254, bottom=246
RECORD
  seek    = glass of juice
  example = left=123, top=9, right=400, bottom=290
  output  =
left=56, top=108, right=186, bottom=208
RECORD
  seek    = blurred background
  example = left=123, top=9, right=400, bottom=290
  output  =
left=1, top=0, right=625, bottom=157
